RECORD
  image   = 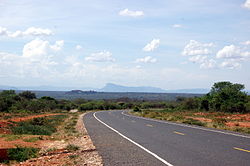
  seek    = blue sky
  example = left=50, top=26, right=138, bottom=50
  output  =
left=0, top=0, right=250, bottom=90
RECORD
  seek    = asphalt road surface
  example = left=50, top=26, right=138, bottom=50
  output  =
left=83, top=110, right=250, bottom=166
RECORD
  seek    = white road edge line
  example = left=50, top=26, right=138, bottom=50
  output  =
left=93, top=112, right=173, bottom=166
left=122, top=111, right=250, bottom=139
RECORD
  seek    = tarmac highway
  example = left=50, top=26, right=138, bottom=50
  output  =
left=83, top=110, right=250, bottom=166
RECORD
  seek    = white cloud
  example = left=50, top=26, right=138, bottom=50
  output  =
left=182, top=40, right=217, bottom=69
left=243, top=0, right=250, bottom=9
left=143, top=39, right=160, bottom=52
left=0, top=27, right=8, bottom=36
left=242, top=40, right=250, bottom=45
left=85, top=51, right=115, bottom=62
left=188, top=55, right=207, bottom=63
left=188, top=55, right=216, bottom=69
left=76, top=45, right=83, bottom=50
left=135, top=56, right=157, bottom=63
left=0, top=27, right=53, bottom=38
left=182, top=40, right=214, bottom=56
left=216, top=43, right=250, bottom=69
left=119, top=9, right=144, bottom=17
left=200, top=59, right=217, bottom=69
left=172, top=24, right=182, bottom=28
left=23, top=38, right=64, bottom=60
left=51, top=40, right=64, bottom=51
left=220, top=60, right=241, bottom=69
left=216, top=45, right=249, bottom=60
left=0, top=39, right=65, bottom=79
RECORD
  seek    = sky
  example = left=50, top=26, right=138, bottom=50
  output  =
left=0, top=0, right=250, bottom=90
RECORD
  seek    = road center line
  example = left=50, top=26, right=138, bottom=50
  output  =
left=93, top=112, right=174, bottom=166
left=174, top=131, right=185, bottom=135
left=234, top=147, right=250, bottom=153
left=122, top=111, right=250, bottom=139
left=146, top=124, right=153, bottom=127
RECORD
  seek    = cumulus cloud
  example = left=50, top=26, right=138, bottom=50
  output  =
left=181, top=40, right=217, bottom=69
left=188, top=55, right=207, bottom=63
left=0, top=39, right=65, bottom=79
left=119, top=9, right=144, bottom=17
left=135, top=56, right=157, bottom=63
left=143, top=39, right=160, bottom=52
left=182, top=40, right=214, bottom=56
left=172, top=24, right=182, bottom=28
left=85, top=51, right=115, bottom=62
left=23, top=38, right=63, bottom=60
left=216, top=45, right=249, bottom=60
left=200, top=59, right=217, bottom=69
left=0, top=27, right=53, bottom=38
left=220, top=60, right=241, bottom=69
left=216, top=44, right=250, bottom=69
left=243, top=0, right=250, bottom=9
left=75, top=45, right=83, bottom=50
left=188, top=55, right=216, bottom=69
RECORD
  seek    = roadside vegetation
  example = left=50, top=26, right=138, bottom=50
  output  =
left=0, top=90, right=103, bottom=165
left=131, top=81, right=250, bottom=134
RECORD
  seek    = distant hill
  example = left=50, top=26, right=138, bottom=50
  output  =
left=99, top=83, right=212, bottom=94
left=100, top=83, right=167, bottom=93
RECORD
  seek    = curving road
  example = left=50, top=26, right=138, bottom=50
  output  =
left=83, top=110, right=250, bottom=166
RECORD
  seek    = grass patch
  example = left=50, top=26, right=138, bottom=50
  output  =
left=66, top=144, right=80, bottom=151
left=182, top=118, right=205, bottom=126
left=7, top=147, right=39, bottom=162
left=11, top=115, right=67, bottom=135
left=69, top=154, right=79, bottom=159
left=0, top=134, right=23, bottom=141
left=23, top=137, right=40, bottom=142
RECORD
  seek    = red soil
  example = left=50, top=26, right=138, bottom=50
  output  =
left=188, top=112, right=250, bottom=128
left=226, top=122, right=250, bottom=128
left=0, top=113, right=60, bottom=134
left=186, top=116, right=212, bottom=122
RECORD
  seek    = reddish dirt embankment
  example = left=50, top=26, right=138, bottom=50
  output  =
left=187, top=113, right=250, bottom=128
left=0, top=113, right=60, bottom=135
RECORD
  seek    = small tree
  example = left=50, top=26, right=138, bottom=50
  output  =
left=133, top=106, right=141, bottom=112
left=208, top=81, right=248, bottom=112
left=19, top=91, right=36, bottom=100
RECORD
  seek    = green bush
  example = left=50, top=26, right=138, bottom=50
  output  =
left=66, top=144, right=80, bottom=151
left=7, top=147, right=39, bottom=162
left=133, top=106, right=141, bottom=112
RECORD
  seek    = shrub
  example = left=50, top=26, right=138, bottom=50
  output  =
left=7, top=147, right=39, bottom=162
left=66, top=144, right=80, bottom=151
left=19, top=91, right=36, bottom=100
left=133, top=106, right=141, bottom=112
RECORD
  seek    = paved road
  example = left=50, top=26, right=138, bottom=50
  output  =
left=83, top=110, right=250, bottom=166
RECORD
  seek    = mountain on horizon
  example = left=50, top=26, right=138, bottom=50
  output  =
left=99, top=83, right=167, bottom=93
